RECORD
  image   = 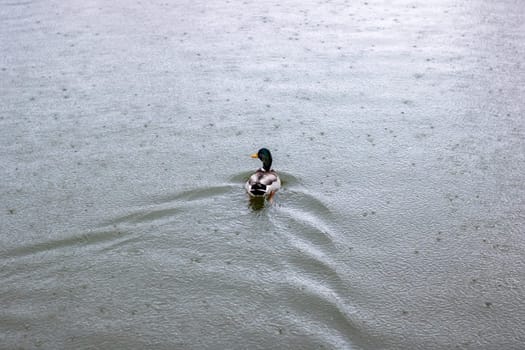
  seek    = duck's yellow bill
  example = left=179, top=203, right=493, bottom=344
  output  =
left=250, top=153, right=258, bottom=158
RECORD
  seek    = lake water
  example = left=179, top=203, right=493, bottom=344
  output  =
left=1, top=0, right=524, bottom=349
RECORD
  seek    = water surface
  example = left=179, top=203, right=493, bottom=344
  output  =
left=1, top=0, right=524, bottom=349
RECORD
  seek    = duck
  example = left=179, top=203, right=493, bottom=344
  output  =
left=245, top=148, right=281, bottom=200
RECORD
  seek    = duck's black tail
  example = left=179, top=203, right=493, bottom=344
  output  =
left=250, top=183, right=267, bottom=196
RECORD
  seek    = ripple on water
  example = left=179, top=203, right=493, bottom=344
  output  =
left=280, top=274, right=364, bottom=349
left=268, top=186, right=364, bottom=347
left=101, top=185, right=236, bottom=228
left=274, top=188, right=338, bottom=245
left=2, top=229, right=134, bottom=259
left=152, top=185, right=233, bottom=204
left=3, top=185, right=239, bottom=260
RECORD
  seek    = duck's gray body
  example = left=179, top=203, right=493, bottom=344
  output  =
left=245, top=168, right=281, bottom=197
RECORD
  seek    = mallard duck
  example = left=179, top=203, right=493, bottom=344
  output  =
left=245, top=148, right=281, bottom=199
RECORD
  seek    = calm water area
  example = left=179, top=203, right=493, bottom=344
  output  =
left=1, top=0, right=524, bottom=349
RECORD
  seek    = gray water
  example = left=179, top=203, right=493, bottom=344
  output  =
left=1, top=0, right=524, bottom=349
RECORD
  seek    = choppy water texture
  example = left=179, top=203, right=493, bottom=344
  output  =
left=1, top=0, right=524, bottom=349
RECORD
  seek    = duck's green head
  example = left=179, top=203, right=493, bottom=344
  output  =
left=251, top=148, right=273, bottom=171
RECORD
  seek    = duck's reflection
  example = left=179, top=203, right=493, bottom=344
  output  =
left=248, top=196, right=266, bottom=211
